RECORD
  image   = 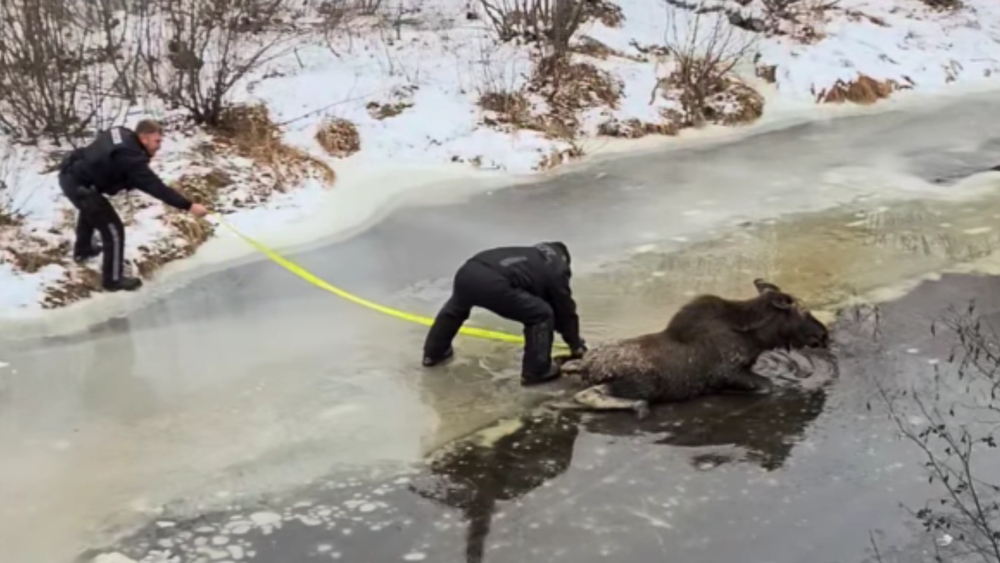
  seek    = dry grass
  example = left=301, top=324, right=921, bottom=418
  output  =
left=212, top=104, right=337, bottom=188
left=479, top=90, right=532, bottom=127
left=174, top=170, right=235, bottom=207
left=527, top=55, right=623, bottom=139
left=40, top=269, right=102, bottom=309
left=597, top=116, right=680, bottom=138
left=365, top=84, right=417, bottom=120
left=133, top=213, right=215, bottom=279
left=582, top=0, right=624, bottom=27
left=659, top=66, right=765, bottom=128
left=816, top=74, right=902, bottom=104
left=6, top=237, right=70, bottom=274
left=570, top=36, right=644, bottom=62
left=315, top=118, right=361, bottom=158
left=366, top=101, right=412, bottom=120
left=0, top=208, right=23, bottom=228
left=711, top=81, right=765, bottom=125
left=535, top=144, right=584, bottom=170
left=919, top=0, right=962, bottom=10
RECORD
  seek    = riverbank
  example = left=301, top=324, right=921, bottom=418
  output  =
left=2, top=0, right=1000, bottom=320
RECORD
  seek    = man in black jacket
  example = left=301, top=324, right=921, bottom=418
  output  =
left=422, top=242, right=588, bottom=386
left=59, top=120, right=208, bottom=291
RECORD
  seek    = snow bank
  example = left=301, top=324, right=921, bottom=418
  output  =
left=2, top=0, right=1000, bottom=320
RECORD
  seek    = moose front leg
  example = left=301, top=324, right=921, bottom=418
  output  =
left=719, top=368, right=774, bottom=395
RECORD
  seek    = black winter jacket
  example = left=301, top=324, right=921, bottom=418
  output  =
left=470, top=242, right=583, bottom=349
left=60, top=127, right=192, bottom=210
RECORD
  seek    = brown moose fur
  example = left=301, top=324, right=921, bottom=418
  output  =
left=558, top=279, right=830, bottom=418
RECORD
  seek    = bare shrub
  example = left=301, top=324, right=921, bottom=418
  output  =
left=660, top=8, right=759, bottom=127
left=315, top=118, right=361, bottom=158
left=527, top=55, right=622, bottom=138
left=135, top=0, right=300, bottom=126
left=0, top=146, right=28, bottom=227
left=479, top=0, right=588, bottom=58
left=879, top=304, right=1000, bottom=563
left=0, top=0, right=139, bottom=145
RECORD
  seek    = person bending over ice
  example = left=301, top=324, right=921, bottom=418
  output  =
left=422, top=242, right=588, bottom=386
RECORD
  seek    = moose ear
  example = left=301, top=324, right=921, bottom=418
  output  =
left=754, top=278, right=781, bottom=294
left=768, top=292, right=794, bottom=310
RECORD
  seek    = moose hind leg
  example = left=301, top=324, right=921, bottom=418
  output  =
left=558, top=358, right=583, bottom=374
left=573, top=385, right=651, bottom=420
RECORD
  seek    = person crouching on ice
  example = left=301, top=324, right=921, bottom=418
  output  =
left=421, top=242, right=588, bottom=386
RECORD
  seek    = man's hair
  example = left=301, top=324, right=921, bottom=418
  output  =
left=134, top=119, right=163, bottom=136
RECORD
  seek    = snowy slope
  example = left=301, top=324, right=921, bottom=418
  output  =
left=2, top=0, right=1000, bottom=318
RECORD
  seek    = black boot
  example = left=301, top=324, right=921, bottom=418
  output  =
left=73, top=243, right=103, bottom=264
left=521, top=363, right=561, bottom=386
left=422, top=346, right=454, bottom=367
left=103, top=277, right=143, bottom=292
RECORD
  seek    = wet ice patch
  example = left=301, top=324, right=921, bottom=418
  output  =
left=403, top=553, right=427, bottom=561
left=92, top=553, right=139, bottom=563
left=964, top=226, right=993, bottom=235
left=249, top=512, right=281, bottom=526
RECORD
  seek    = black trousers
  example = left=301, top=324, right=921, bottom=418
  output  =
left=423, top=260, right=555, bottom=377
left=59, top=173, right=127, bottom=287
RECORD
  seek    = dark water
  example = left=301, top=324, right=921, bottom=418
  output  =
left=84, top=273, right=1000, bottom=563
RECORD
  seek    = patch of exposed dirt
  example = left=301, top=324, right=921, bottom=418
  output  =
left=316, top=118, right=361, bottom=158
left=756, top=64, right=777, bottom=84
left=815, top=74, right=909, bottom=104
left=366, top=85, right=417, bottom=120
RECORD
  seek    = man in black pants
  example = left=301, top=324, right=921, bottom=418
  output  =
left=59, top=120, right=208, bottom=291
left=422, top=242, right=588, bottom=386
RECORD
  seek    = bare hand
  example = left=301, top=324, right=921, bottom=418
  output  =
left=189, top=203, right=209, bottom=217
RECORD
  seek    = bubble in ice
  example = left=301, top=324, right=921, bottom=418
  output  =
left=403, top=553, right=427, bottom=561
left=250, top=512, right=282, bottom=526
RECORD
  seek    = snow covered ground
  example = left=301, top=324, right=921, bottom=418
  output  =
left=3, top=0, right=1000, bottom=318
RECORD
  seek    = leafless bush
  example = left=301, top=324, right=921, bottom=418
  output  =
left=880, top=303, right=1000, bottom=563
left=479, top=0, right=588, bottom=58
left=135, top=0, right=301, bottom=126
left=0, top=145, right=28, bottom=226
left=0, top=0, right=139, bottom=145
left=661, top=8, right=758, bottom=127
